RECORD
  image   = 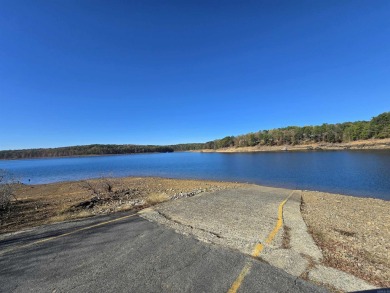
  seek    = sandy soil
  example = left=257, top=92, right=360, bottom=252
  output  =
left=301, top=191, right=390, bottom=287
left=196, top=138, right=390, bottom=153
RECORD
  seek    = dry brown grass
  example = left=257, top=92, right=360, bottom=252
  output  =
left=281, top=225, right=291, bottom=249
left=146, top=193, right=170, bottom=205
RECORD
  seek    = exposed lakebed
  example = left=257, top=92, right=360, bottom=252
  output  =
left=1, top=151, right=389, bottom=200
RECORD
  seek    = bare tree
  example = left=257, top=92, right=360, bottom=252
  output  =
left=80, top=177, right=114, bottom=199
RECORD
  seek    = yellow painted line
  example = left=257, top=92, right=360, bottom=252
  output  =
left=0, top=213, right=137, bottom=256
left=227, top=262, right=253, bottom=293
left=227, top=191, right=296, bottom=293
left=251, top=190, right=295, bottom=257
left=251, top=243, right=264, bottom=257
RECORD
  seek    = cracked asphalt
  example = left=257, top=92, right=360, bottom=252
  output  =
left=0, top=212, right=327, bottom=293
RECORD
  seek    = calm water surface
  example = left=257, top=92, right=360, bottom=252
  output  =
left=0, top=151, right=389, bottom=200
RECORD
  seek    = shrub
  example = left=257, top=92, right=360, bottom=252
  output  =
left=0, top=170, right=15, bottom=217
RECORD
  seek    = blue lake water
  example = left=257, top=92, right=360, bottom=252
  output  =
left=0, top=151, right=389, bottom=200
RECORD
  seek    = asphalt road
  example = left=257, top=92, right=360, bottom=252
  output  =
left=0, top=212, right=327, bottom=293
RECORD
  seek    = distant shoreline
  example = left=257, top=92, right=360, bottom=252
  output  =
left=0, top=151, right=170, bottom=161
left=192, top=138, right=390, bottom=153
left=1, top=138, right=390, bottom=160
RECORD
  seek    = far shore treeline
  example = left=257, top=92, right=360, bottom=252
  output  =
left=205, top=111, right=390, bottom=149
left=0, top=145, right=175, bottom=160
left=1, top=112, right=389, bottom=160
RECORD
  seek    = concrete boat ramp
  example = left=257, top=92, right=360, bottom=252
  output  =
left=140, top=185, right=377, bottom=292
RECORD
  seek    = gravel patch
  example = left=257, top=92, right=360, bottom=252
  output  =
left=301, top=191, right=389, bottom=287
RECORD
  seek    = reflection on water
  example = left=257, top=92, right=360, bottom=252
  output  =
left=0, top=151, right=389, bottom=200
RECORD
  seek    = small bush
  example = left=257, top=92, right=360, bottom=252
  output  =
left=0, top=170, right=15, bottom=217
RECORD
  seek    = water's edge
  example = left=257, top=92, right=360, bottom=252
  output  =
left=1, top=151, right=389, bottom=200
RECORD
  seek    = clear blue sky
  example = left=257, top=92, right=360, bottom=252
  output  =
left=1, top=0, right=389, bottom=150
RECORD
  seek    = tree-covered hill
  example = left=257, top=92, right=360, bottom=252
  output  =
left=208, top=112, right=390, bottom=149
left=0, top=112, right=389, bottom=159
left=0, top=144, right=174, bottom=160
